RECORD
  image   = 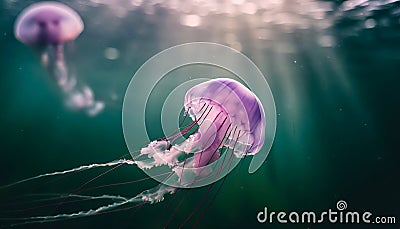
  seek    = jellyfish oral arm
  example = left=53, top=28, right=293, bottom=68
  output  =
left=47, top=44, right=104, bottom=116
left=192, top=108, right=231, bottom=168
left=50, top=44, right=70, bottom=88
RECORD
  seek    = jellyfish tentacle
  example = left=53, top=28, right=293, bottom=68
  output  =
left=193, top=175, right=228, bottom=229
left=180, top=104, right=212, bottom=139
left=164, top=189, right=191, bottom=228
left=162, top=103, right=209, bottom=146
left=0, top=159, right=134, bottom=190
left=32, top=162, right=133, bottom=213
left=1, top=155, right=146, bottom=214
left=3, top=193, right=129, bottom=214
left=78, top=171, right=173, bottom=194
left=5, top=198, right=134, bottom=226
left=32, top=193, right=129, bottom=202
left=2, top=171, right=176, bottom=223
left=178, top=182, right=215, bottom=228
left=159, top=103, right=213, bottom=163
left=222, top=130, right=241, bottom=173
left=3, top=184, right=176, bottom=227
left=216, top=126, right=237, bottom=176
left=174, top=104, right=211, bottom=142
left=71, top=161, right=126, bottom=194
left=158, top=189, right=183, bottom=222
left=166, top=120, right=197, bottom=147
left=180, top=105, right=213, bottom=145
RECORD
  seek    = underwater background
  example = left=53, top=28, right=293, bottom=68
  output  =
left=0, top=0, right=399, bottom=228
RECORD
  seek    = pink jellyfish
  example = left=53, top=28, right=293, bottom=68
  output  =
left=136, top=78, right=265, bottom=189
left=0, top=78, right=266, bottom=226
left=14, top=2, right=104, bottom=116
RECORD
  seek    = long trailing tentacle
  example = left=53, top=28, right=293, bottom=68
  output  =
left=1, top=184, right=176, bottom=227
left=0, top=159, right=134, bottom=190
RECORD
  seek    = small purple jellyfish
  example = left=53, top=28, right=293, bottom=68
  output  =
left=14, top=2, right=104, bottom=116
left=0, top=78, right=266, bottom=225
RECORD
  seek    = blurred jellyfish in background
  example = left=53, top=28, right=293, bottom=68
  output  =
left=14, top=2, right=104, bottom=116
left=6, top=0, right=397, bottom=117
left=0, top=78, right=266, bottom=227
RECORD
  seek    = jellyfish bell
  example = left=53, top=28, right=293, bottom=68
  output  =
left=14, top=1, right=84, bottom=65
left=13, top=2, right=104, bottom=116
left=14, top=2, right=84, bottom=47
left=185, top=78, right=265, bottom=157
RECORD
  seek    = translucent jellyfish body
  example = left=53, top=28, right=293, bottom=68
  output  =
left=136, top=78, right=265, bottom=188
left=14, top=2, right=104, bottom=116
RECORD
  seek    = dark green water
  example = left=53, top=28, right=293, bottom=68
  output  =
left=0, top=0, right=399, bottom=228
